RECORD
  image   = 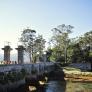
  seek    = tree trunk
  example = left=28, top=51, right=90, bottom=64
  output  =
left=64, top=43, right=67, bottom=63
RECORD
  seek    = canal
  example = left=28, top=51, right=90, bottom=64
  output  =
left=13, top=80, right=92, bottom=92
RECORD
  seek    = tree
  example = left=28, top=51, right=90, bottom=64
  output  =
left=51, top=24, right=74, bottom=63
left=33, top=35, right=46, bottom=62
left=78, top=31, right=92, bottom=51
left=77, top=31, right=92, bottom=62
left=71, top=43, right=83, bottom=63
left=20, top=28, right=46, bottom=63
left=20, top=28, right=36, bottom=63
left=70, top=30, right=92, bottom=64
left=46, top=49, right=53, bottom=62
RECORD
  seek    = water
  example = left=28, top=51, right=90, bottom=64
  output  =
left=45, top=81, right=66, bottom=92
left=14, top=81, right=92, bottom=92
left=44, top=81, right=92, bottom=92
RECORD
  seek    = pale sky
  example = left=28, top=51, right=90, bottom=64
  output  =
left=0, top=0, right=92, bottom=55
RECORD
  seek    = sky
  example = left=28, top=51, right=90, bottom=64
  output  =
left=0, top=0, right=92, bottom=56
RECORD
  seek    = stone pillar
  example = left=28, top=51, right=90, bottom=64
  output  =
left=2, top=45, right=12, bottom=62
left=16, top=45, right=25, bottom=64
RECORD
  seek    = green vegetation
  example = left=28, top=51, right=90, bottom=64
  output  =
left=20, top=28, right=45, bottom=63
left=19, top=25, right=92, bottom=68
left=47, top=24, right=92, bottom=65
left=48, top=24, right=73, bottom=63
left=31, top=69, right=37, bottom=74
left=63, top=67, right=81, bottom=71
left=82, top=83, right=92, bottom=89
left=0, top=68, right=26, bottom=85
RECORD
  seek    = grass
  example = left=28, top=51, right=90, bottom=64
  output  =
left=82, top=83, right=92, bottom=89
left=63, top=67, right=81, bottom=71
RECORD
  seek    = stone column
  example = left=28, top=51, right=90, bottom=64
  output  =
left=2, top=45, right=12, bottom=62
left=16, top=45, right=25, bottom=64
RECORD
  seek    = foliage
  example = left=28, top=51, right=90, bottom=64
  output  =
left=20, top=28, right=46, bottom=63
left=71, top=43, right=83, bottom=63
left=0, top=69, right=26, bottom=84
left=46, top=49, right=53, bottom=62
left=20, top=28, right=36, bottom=63
left=19, top=26, right=92, bottom=65
left=34, top=35, right=46, bottom=62
left=49, top=25, right=92, bottom=64
left=50, top=24, right=74, bottom=63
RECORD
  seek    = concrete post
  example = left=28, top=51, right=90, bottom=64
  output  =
left=2, top=45, right=12, bottom=62
left=16, top=45, right=25, bottom=64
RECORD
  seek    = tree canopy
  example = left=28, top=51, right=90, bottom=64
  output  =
left=20, top=28, right=46, bottom=63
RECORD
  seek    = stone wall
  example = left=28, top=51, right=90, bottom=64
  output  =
left=0, top=62, right=55, bottom=77
left=0, top=62, right=55, bottom=91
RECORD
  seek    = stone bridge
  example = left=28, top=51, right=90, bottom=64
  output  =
left=0, top=62, right=56, bottom=91
left=0, top=62, right=55, bottom=74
